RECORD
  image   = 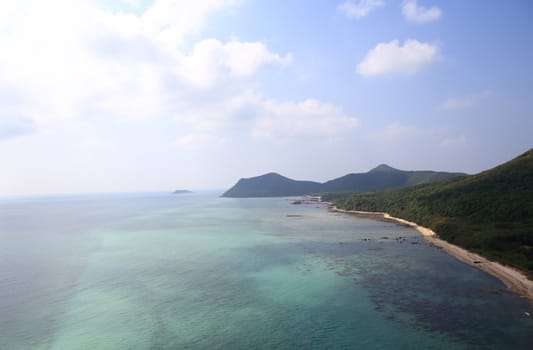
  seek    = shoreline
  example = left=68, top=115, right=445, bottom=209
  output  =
left=327, top=203, right=533, bottom=302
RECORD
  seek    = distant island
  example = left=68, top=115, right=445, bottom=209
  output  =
left=324, top=148, right=533, bottom=296
left=222, top=165, right=465, bottom=197
left=172, top=190, right=193, bottom=194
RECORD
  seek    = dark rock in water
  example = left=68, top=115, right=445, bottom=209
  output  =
left=173, top=190, right=192, bottom=194
left=292, top=200, right=303, bottom=204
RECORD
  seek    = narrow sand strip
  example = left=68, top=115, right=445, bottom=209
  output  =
left=329, top=205, right=533, bottom=302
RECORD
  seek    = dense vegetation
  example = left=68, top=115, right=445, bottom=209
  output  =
left=324, top=149, right=533, bottom=278
left=222, top=166, right=464, bottom=197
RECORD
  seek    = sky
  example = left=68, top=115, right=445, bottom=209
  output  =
left=1, top=0, right=532, bottom=195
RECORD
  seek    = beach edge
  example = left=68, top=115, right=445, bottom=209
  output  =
left=326, top=203, right=533, bottom=302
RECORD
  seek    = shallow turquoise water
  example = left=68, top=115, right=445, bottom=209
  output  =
left=0, top=193, right=531, bottom=349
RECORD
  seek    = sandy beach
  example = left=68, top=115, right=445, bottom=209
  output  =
left=329, top=204, right=533, bottom=302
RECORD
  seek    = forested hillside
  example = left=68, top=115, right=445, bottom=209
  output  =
left=324, top=149, right=533, bottom=278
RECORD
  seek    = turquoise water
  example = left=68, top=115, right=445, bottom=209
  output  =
left=0, top=192, right=531, bottom=349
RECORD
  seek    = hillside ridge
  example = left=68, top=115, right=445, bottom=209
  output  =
left=222, top=165, right=466, bottom=198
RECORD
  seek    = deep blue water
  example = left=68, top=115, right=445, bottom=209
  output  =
left=0, top=192, right=531, bottom=349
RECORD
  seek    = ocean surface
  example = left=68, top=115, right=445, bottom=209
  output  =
left=0, top=192, right=531, bottom=349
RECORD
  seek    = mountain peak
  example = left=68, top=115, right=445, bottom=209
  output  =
left=370, top=164, right=398, bottom=173
left=261, top=172, right=284, bottom=178
left=222, top=172, right=322, bottom=197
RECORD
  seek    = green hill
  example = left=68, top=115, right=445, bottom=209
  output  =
left=325, top=148, right=533, bottom=278
left=222, top=173, right=322, bottom=197
left=222, top=166, right=465, bottom=198
left=322, top=164, right=465, bottom=193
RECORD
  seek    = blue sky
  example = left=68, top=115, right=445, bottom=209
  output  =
left=0, top=0, right=532, bottom=195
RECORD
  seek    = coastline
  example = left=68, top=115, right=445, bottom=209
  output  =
left=327, top=204, right=533, bottom=302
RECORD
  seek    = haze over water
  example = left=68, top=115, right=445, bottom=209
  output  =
left=1, top=193, right=532, bottom=349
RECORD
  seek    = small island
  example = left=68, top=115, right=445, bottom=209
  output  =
left=172, top=190, right=193, bottom=194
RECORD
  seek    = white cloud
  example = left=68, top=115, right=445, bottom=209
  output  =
left=338, top=0, right=384, bottom=19
left=0, top=0, right=290, bottom=126
left=440, top=90, right=492, bottom=110
left=176, top=133, right=227, bottom=149
left=252, top=99, right=359, bottom=140
left=371, top=122, right=418, bottom=141
left=357, top=39, right=439, bottom=77
left=171, top=90, right=359, bottom=142
left=137, top=0, right=240, bottom=50
left=402, top=0, right=441, bottom=23
left=175, top=39, right=292, bottom=89
left=120, top=0, right=143, bottom=9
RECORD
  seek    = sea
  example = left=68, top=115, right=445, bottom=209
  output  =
left=0, top=192, right=531, bottom=349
